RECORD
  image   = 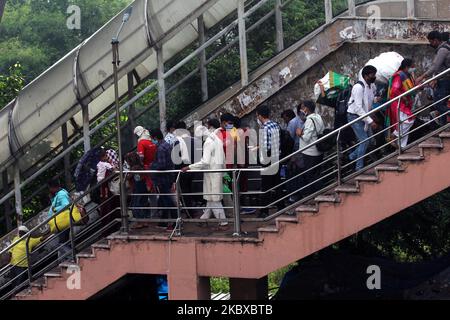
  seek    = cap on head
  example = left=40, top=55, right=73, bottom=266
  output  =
left=134, top=126, right=145, bottom=137
left=18, top=225, right=29, bottom=233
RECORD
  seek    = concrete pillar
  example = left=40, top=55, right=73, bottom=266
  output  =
left=406, top=0, right=415, bottom=18
left=324, top=0, right=333, bottom=24
left=348, top=0, right=356, bottom=17
left=167, top=242, right=211, bottom=300
left=82, top=104, right=91, bottom=152
left=1, top=170, right=12, bottom=231
left=13, top=164, right=22, bottom=226
left=126, top=72, right=137, bottom=151
left=237, top=0, right=248, bottom=86
left=157, top=47, right=167, bottom=136
left=198, top=15, right=209, bottom=102
left=275, top=0, right=284, bottom=53
left=61, top=123, right=72, bottom=187
left=229, top=276, right=268, bottom=300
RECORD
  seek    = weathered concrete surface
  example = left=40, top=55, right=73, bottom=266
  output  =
left=183, top=17, right=450, bottom=129
left=17, top=139, right=450, bottom=300
left=243, top=42, right=435, bottom=129
left=355, top=0, right=450, bottom=20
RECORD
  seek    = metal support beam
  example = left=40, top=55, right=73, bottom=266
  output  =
left=2, top=170, right=12, bottom=231
left=325, top=0, right=333, bottom=24
left=406, top=0, right=415, bottom=19
left=275, top=0, right=284, bottom=53
left=198, top=15, right=209, bottom=102
left=157, top=47, right=167, bottom=136
left=82, top=104, right=91, bottom=152
left=13, top=165, right=23, bottom=227
left=61, top=123, right=72, bottom=187
left=348, top=0, right=356, bottom=17
left=237, top=0, right=249, bottom=87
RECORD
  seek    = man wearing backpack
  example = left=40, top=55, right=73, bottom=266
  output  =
left=347, top=65, right=379, bottom=171
left=417, top=31, right=450, bottom=126
left=296, top=100, right=325, bottom=197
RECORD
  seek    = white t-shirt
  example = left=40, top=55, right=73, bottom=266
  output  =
left=97, top=161, right=113, bottom=182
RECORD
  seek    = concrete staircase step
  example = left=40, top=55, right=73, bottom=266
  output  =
left=44, top=268, right=62, bottom=278
left=335, top=184, right=359, bottom=193
left=91, top=241, right=111, bottom=250
left=398, top=153, right=425, bottom=161
left=355, top=174, right=379, bottom=182
left=257, top=226, right=279, bottom=233
left=275, top=216, right=299, bottom=224
left=375, top=164, right=404, bottom=172
left=295, top=204, right=319, bottom=213
left=438, top=131, right=450, bottom=139
left=419, top=137, right=444, bottom=149
left=314, top=194, right=340, bottom=203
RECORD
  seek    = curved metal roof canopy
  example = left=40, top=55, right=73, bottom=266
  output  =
left=0, top=0, right=238, bottom=173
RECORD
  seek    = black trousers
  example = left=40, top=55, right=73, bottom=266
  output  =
left=301, top=154, right=324, bottom=197
left=259, top=166, right=282, bottom=217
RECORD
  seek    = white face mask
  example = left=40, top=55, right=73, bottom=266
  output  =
left=257, top=118, right=263, bottom=127
left=408, top=68, right=416, bottom=74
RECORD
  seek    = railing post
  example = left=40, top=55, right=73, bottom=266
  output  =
left=13, top=164, right=23, bottom=227
left=1, top=170, right=12, bottom=231
left=406, top=0, right=415, bottom=18
left=25, top=235, right=33, bottom=289
left=82, top=104, right=91, bottom=152
left=232, top=170, right=241, bottom=237
left=237, top=0, right=249, bottom=87
left=198, top=15, right=209, bottom=102
left=174, top=172, right=183, bottom=237
left=157, top=46, right=167, bottom=136
left=336, top=131, right=342, bottom=186
left=112, top=39, right=129, bottom=235
left=275, top=0, right=284, bottom=53
left=397, top=97, right=402, bottom=156
left=61, top=123, right=72, bottom=187
left=325, top=0, right=333, bottom=24
left=68, top=205, right=77, bottom=262
left=347, top=0, right=355, bottom=17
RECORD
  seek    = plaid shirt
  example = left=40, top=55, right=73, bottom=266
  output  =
left=164, top=132, right=177, bottom=146
left=106, top=149, right=119, bottom=168
left=261, top=120, right=280, bottom=159
left=151, top=141, right=175, bottom=187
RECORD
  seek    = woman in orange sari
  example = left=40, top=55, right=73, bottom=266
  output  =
left=387, top=59, right=416, bottom=149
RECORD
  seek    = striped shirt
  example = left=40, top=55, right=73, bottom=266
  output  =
left=261, top=120, right=280, bottom=159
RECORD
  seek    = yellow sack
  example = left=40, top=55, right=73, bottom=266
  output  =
left=48, top=206, right=83, bottom=234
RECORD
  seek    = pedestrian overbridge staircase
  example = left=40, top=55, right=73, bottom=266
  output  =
left=12, top=129, right=450, bottom=300
left=0, top=0, right=449, bottom=300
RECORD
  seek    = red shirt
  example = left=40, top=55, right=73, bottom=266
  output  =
left=137, top=139, right=157, bottom=168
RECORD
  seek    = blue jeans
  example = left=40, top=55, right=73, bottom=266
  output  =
left=434, top=79, right=450, bottom=126
left=348, top=113, right=370, bottom=171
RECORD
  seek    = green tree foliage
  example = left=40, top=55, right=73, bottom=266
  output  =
left=0, top=62, right=24, bottom=108
left=0, top=0, right=131, bottom=81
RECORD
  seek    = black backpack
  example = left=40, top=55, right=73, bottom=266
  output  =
left=279, top=129, right=295, bottom=159
left=336, top=81, right=364, bottom=117
left=311, top=118, right=334, bottom=153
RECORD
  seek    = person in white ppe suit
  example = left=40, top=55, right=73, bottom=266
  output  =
left=181, top=119, right=228, bottom=229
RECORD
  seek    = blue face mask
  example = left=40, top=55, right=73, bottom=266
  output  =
left=152, top=139, right=158, bottom=145
left=225, top=124, right=234, bottom=130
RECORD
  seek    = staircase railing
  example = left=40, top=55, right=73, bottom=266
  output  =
left=122, top=67, right=450, bottom=237
left=0, top=0, right=379, bottom=238
left=0, top=67, right=448, bottom=300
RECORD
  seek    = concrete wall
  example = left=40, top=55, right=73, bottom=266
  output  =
left=355, top=0, right=450, bottom=19
left=242, top=42, right=435, bottom=129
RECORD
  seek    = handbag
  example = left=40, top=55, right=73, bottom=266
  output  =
left=109, top=175, right=121, bottom=195
left=48, top=205, right=87, bottom=234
